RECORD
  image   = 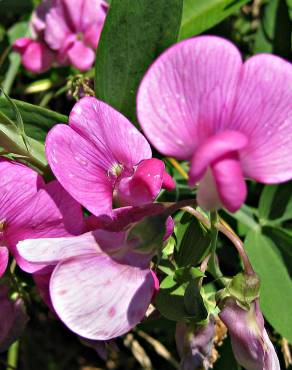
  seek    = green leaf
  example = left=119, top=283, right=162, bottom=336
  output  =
left=259, top=182, right=292, bottom=224
left=179, top=0, right=250, bottom=40
left=155, top=275, right=190, bottom=321
left=95, top=0, right=183, bottom=123
left=174, top=266, right=205, bottom=284
left=245, top=230, right=292, bottom=343
left=0, top=97, right=68, bottom=141
left=253, top=0, right=291, bottom=57
left=184, top=281, right=208, bottom=321
left=174, top=212, right=211, bottom=267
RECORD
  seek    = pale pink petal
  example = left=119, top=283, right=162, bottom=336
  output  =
left=67, top=40, right=95, bottom=71
left=115, top=159, right=165, bottom=206
left=45, top=4, right=71, bottom=50
left=197, top=169, right=222, bottom=212
left=137, top=36, right=242, bottom=159
left=50, top=254, right=156, bottom=339
left=81, top=0, right=108, bottom=31
left=60, top=0, right=84, bottom=30
left=189, top=130, right=248, bottom=186
left=31, top=0, right=53, bottom=35
left=20, top=41, right=55, bottom=73
left=46, top=124, right=113, bottom=216
left=230, top=54, right=292, bottom=183
left=212, top=153, right=247, bottom=212
left=69, top=97, right=152, bottom=168
left=0, top=247, right=9, bottom=278
left=17, top=232, right=100, bottom=265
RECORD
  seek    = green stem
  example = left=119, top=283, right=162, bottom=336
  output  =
left=7, top=341, right=19, bottom=370
left=208, top=211, right=224, bottom=280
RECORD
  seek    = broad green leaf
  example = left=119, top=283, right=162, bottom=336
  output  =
left=174, top=212, right=211, bottom=267
left=0, top=97, right=68, bottom=141
left=95, top=0, right=183, bottom=123
left=174, top=266, right=204, bottom=284
left=245, top=230, right=292, bottom=343
left=155, top=275, right=190, bottom=321
left=253, top=0, right=291, bottom=57
left=184, top=281, right=208, bottom=321
left=259, top=182, right=292, bottom=224
left=179, top=0, right=250, bottom=40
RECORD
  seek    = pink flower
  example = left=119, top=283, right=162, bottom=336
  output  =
left=13, top=0, right=108, bottom=72
left=0, top=159, right=83, bottom=275
left=17, top=228, right=158, bottom=340
left=137, top=36, right=292, bottom=212
left=219, top=298, right=280, bottom=370
left=46, top=97, right=175, bottom=218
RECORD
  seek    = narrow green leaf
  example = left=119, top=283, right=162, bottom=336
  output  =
left=245, top=230, right=292, bottom=343
left=179, top=0, right=250, bottom=40
left=253, top=0, right=291, bottom=57
left=0, top=97, right=68, bottom=141
left=95, top=0, right=183, bottom=123
left=259, top=182, right=292, bottom=224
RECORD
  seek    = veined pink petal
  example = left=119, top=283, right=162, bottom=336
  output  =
left=115, top=159, right=165, bottom=206
left=67, top=40, right=95, bottom=71
left=46, top=124, right=113, bottom=216
left=189, top=130, right=248, bottom=185
left=0, top=247, right=9, bottom=278
left=50, top=253, right=156, bottom=340
left=17, top=232, right=100, bottom=265
left=69, top=97, right=152, bottom=168
left=230, top=54, right=292, bottom=183
left=45, top=4, right=71, bottom=50
left=59, top=0, right=84, bottom=30
left=137, top=36, right=242, bottom=159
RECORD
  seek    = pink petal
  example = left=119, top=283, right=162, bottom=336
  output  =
left=17, top=232, right=100, bottom=265
left=80, top=0, right=108, bottom=32
left=31, top=0, right=54, bottom=35
left=12, top=37, right=32, bottom=52
left=115, top=158, right=165, bottom=206
left=189, top=130, right=248, bottom=186
left=196, top=169, right=222, bottom=212
left=46, top=124, right=113, bottom=217
left=163, top=216, right=174, bottom=241
left=45, top=4, right=71, bottom=50
left=162, top=172, right=176, bottom=191
left=50, top=254, right=156, bottom=340
left=69, top=97, right=152, bottom=169
left=67, top=40, right=95, bottom=71
left=212, top=153, right=247, bottom=212
left=59, top=0, right=84, bottom=30
left=137, top=36, right=242, bottom=159
left=83, top=22, right=104, bottom=50
left=33, top=267, right=55, bottom=312
left=230, top=54, right=292, bottom=183
left=0, top=247, right=9, bottom=278
left=20, top=41, right=55, bottom=73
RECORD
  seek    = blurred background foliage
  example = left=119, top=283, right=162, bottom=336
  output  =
left=0, top=0, right=292, bottom=369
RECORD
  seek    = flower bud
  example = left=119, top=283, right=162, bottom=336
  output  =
left=219, top=298, right=280, bottom=370
left=175, top=318, right=215, bottom=370
left=0, top=285, right=28, bottom=352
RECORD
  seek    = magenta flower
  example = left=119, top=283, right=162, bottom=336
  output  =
left=219, top=298, right=280, bottom=370
left=137, top=36, right=292, bottom=212
left=0, top=284, right=28, bottom=352
left=13, top=0, right=108, bottom=72
left=0, top=159, right=83, bottom=275
left=46, top=97, right=175, bottom=218
left=17, top=229, right=158, bottom=340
